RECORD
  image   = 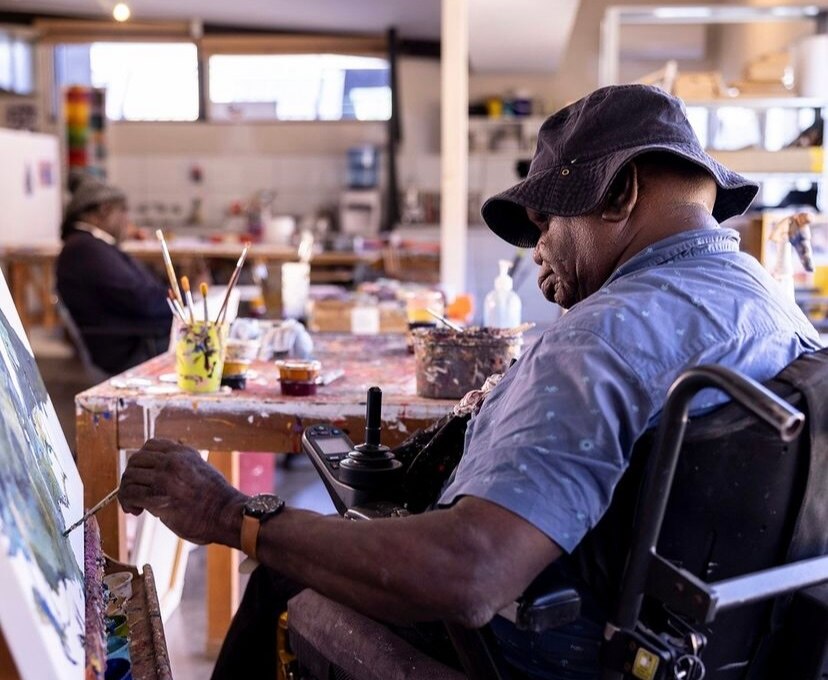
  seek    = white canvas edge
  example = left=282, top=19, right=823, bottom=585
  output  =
left=0, top=269, right=86, bottom=679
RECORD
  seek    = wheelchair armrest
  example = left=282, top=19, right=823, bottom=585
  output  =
left=497, top=586, right=581, bottom=633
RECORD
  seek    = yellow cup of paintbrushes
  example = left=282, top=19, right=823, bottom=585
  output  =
left=175, top=322, right=228, bottom=393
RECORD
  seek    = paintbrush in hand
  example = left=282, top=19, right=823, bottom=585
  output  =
left=181, top=276, right=196, bottom=325
left=62, top=486, right=120, bottom=537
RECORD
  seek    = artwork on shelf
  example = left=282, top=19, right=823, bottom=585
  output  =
left=0, top=269, right=85, bottom=678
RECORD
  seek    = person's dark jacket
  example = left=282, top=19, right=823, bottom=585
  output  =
left=56, top=228, right=172, bottom=374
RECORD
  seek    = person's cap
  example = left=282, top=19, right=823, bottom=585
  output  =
left=481, top=84, right=759, bottom=248
left=65, top=176, right=127, bottom=218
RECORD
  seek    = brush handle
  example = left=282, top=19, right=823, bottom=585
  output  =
left=62, top=486, right=120, bottom=537
left=215, top=244, right=250, bottom=325
left=167, top=298, right=186, bottom=324
left=184, top=290, right=196, bottom=324
left=156, top=230, right=183, bottom=304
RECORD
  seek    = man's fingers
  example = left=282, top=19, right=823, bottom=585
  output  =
left=120, top=501, right=144, bottom=516
left=118, top=480, right=169, bottom=515
left=142, top=437, right=179, bottom=453
left=126, top=449, right=168, bottom=470
left=121, top=467, right=161, bottom=489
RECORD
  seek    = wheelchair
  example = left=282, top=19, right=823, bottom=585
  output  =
left=287, top=347, right=828, bottom=680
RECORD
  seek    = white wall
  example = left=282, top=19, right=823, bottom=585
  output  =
left=105, top=57, right=444, bottom=228
left=107, top=121, right=386, bottom=226
left=0, top=128, right=61, bottom=245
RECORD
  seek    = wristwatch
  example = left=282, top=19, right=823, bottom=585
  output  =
left=240, top=494, right=285, bottom=559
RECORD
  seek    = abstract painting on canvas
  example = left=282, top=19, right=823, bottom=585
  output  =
left=0, top=269, right=85, bottom=678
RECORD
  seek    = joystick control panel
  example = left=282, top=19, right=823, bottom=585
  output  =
left=301, top=386, right=402, bottom=514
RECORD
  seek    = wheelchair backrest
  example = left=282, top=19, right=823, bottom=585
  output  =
left=569, top=347, right=828, bottom=678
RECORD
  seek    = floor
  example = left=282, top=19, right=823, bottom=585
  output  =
left=32, top=327, right=335, bottom=679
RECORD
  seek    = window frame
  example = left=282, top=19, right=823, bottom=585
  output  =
left=40, top=20, right=392, bottom=125
left=205, top=52, right=392, bottom=123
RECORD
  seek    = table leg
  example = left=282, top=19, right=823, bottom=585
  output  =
left=206, top=450, right=240, bottom=656
left=8, top=262, right=31, bottom=332
left=76, top=401, right=127, bottom=560
left=39, top=264, right=57, bottom=330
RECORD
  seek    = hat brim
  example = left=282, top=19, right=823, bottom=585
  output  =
left=481, top=143, right=759, bottom=248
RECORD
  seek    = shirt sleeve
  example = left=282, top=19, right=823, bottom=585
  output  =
left=438, top=327, right=654, bottom=553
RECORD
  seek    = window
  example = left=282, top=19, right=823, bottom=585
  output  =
left=208, top=54, right=391, bottom=122
left=0, top=29, right=34, bottom=95
left=54, top=42, right=199, bottom=121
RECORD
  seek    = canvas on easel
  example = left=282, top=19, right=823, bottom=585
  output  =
left=0, top=269, right=86, bottom=678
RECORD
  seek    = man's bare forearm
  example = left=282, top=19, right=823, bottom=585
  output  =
left=118, top=442, right=561, bottom=628
left=216, top=496, right=559, bottom=628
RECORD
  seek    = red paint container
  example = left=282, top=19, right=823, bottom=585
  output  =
left=280, top=380, right=318, bottom=396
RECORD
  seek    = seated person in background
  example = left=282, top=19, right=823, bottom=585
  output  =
left=56, top=175, right=172, bottom=375
left=118, top=85, right=824, bottom=679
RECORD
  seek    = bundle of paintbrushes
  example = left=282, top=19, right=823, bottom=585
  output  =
left=156, top=230, right=251, bottom=392
left=155, top=229, right=250, bottom=329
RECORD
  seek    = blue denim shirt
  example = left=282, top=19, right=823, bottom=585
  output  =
left=440, top=226, right=821, bottom=553
left=438, top=226, right=822, bottom=678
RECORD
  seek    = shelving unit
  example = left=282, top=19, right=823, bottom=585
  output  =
left=468, top=115, right=545, bottom=154
left=686, top=97, right=827, bottom=210
left=683, top=96, right=828, bottom=110
left=599, top=5, right=827, bottom=89
left=600, top=6, right=828, bottom=212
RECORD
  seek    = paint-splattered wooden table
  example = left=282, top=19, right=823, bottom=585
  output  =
left=75, top=333, right=455, bottom=654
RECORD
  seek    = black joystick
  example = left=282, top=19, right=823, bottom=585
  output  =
left=339, top=386, right=402, bottom=489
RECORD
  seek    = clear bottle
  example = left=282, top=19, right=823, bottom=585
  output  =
left=351, top=294, right=380, bottom=335
left=483, top=260, right=522, bottom=328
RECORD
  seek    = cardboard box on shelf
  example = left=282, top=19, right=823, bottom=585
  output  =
left=307, top=299, right=408, bottom=334
left=708, top=147, right=823, bottom=174
left=673, top=72, right=728, bottom=100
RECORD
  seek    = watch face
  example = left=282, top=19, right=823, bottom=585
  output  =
left=244, top=494, right=285, bottom=519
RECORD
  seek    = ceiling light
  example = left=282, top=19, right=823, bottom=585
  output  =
left=113, top=3, right=131, bottom=22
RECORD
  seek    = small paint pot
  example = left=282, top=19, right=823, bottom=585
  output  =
left=222, top=338, right=260, bottom=379
left=105, top=597, right=126, bottom=618
left=106, top=636, right=131, bottom=662
left=275, top=359, right=321, bottom=383
left=104, top=657, right=132, bottom=680
left=104, top=572, right=133, bottom=601
left=105, top=615, right=127, bottom=634
left=280, top=379, right=317, bottom=397
left=113, top=620, right=130, bottom=638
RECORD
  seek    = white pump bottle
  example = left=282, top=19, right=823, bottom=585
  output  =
left=483, top=259, right=522, bottom=328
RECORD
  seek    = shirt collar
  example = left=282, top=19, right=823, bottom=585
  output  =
left=605, top=226, right=740, bottom=286
left=74, top=221, right=117, bottom=246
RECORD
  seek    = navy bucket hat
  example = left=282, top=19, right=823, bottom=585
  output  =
left=481, top=84, right=759, bottom=248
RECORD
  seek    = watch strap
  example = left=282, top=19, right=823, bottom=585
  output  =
left=241, top=514, right=260, bottom=559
